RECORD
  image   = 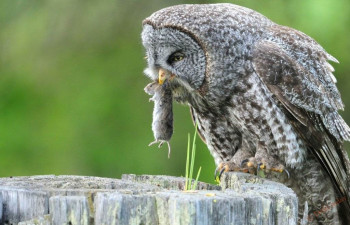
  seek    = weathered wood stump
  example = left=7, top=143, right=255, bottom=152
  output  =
left=0, top=173, right=298, bottom=225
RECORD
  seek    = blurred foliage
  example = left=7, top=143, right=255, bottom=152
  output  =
left=0, top=0, right=349, bottom=184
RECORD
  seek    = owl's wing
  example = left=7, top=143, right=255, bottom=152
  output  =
left=253, top=38, right=349, bottom=137
left=252, top=38, right=350, bottom=208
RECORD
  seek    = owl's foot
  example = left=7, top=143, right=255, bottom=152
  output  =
left=241, top=157, right=290, bottom=179
left=214, top=161, right=255, bottom=181
left=214, top=158, right=289, bottom=181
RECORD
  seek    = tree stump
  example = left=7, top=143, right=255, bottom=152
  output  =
left=0, top=173, right=298, bottom=225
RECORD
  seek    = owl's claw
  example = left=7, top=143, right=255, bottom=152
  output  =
left=284, top=169, right=290, bottom=179
left=214, top=162, right=250, bottom=181
left=240, top=159, right=249, bottom=167
left=241, top=158, right=256, bottom=168
left=214, top=163, right=229, bottom=180
left=219, top=167, right=226, bottom=179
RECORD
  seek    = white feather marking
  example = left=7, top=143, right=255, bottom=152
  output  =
left=143, top=67, right=157, bottom=80
left=325, top=63, right=337, bottom=83
left=326, top=62, right=335, bottom=72
left=327, top=54, right=339, bottom=63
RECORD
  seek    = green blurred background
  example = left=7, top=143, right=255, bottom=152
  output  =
left=0, top=0, right=349, bottom=184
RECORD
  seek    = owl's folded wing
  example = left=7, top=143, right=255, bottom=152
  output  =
left=252, top=39, right=350, bottom=210
left=252, top=39, right=350, bottom=141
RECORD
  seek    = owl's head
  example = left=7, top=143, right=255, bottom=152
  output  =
left=142, top=4, right=272, bottom=102
left=142, top=24, right=206, bottom=92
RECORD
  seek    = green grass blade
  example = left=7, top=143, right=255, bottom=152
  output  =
left=185, top=133, right=190, bottom=191
left=184, top=123, right=201, bottom=191
left=189, top=123, right=198, bottom=190
left=189, top=142, right=196, bottom=190
left=193, top=166, right=202, bottom=190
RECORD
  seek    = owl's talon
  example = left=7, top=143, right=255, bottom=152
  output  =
left=240, top=157, right=256, bottom=169
left=214, top=163, right=230, bottom=180
left=240, top=159, right=249, bottom=167
left=214, top=163, right=223, bottom=179
left=219, top=167, right=226, bottom=179
left=284, top=169, right=290, bottom=179
left=214, top=162, right=249, bottom=181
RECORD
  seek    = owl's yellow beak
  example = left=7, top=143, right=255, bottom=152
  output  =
left=158, top=68, right=167, bottom=85
left=158, top=68, right=175, bottom=85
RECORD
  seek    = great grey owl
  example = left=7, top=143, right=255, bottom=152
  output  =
left=141, top=4, right=350, bottom=224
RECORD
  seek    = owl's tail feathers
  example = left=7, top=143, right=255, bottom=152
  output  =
left=317, top=136, right=350, bottom=224
left=322, top=111, right=350, bottom=142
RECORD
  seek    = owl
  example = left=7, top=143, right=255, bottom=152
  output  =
left=142, top=4, right=350, bottom=224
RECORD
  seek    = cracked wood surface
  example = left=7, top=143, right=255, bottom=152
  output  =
left=0, top=173, right=297, bottom=225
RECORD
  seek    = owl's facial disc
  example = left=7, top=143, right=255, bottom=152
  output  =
left=142, top=25, right=206, bottom=90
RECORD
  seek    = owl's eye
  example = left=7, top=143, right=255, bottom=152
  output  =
left=167, top=52, right=185, bottom=64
